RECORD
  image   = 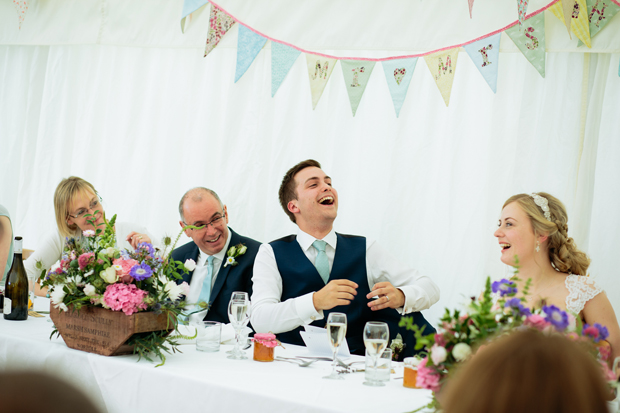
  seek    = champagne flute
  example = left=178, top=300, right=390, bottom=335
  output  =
left=363, top=321, right=389, bottom=387
left=323, top=312, right=347, bottom=380
left=227, top=291, right=251, bottom=360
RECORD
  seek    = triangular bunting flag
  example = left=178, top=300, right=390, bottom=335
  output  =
left=381, top=58, right=418, bottom=117
left=13, top=0, right=28, bottom=30
left=463, top=33, right=502, bottom=93
left=234, top=25, right=268, bottom=83
left=204, top=4, right=236, bottom=58
left=424, top=48, right=460, bottom=107
left=305, top=54, right=337, bottom=110
left=271, top=42, right=301, bottom=97
left=578, top=0, right=620, bottom=46
left=340, top=61, right=376, bottom=116
left=505, top=13, right=546, bottom=78
left=180, top=0, right=209, bottom=33
left=551, top=0, right=592, bottom=47
left=518, top=0, right=529, bottom=28
left=549, top=0, right=576, bottom=36
left=469, top=0, right=475, bottom=18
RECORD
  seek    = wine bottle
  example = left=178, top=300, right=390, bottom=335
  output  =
left=3, top=236, right=28, bottom=320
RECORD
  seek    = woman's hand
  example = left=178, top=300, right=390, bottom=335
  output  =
left=126, top=232, right=152, bottom=249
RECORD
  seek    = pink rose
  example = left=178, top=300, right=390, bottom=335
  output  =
left=524, top=314, right=550, bottom=331
left=179, top=281, right=190, bottom=296
left=416, top=357, right=442, bottom=393
left=78, top=252, right=95, bottom=271
left=113, top=258, right=139, bottom=283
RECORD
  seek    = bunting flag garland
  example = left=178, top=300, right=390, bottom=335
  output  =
left=518, top=0, right=530, bottom=28
left=204, top=4, right=236, bottom=58
left=424, top=48, right=460, bottom=107
left=13, top=0, right=28, bottom=30
left=271, top=42, right=302, bottom=97
left=382, top=58, right=418, bottom=117
left=463, top=33, right=502, bottom=93
left=578, top=0, right=620, bottom=46
left=340, top=61, right=376, bottom=116
left=469, top=0, right=475, bottom=18
left=234, top=25, right=268, bottom=83
left=550, top=0, right=592, bottom=47
left=305, top=54, right=337, bottom=110
left=505, top=13, right=546, bottom=78
left=549, top=0, right=576, bottom=35
left=180, top=0, right=209, bottom=33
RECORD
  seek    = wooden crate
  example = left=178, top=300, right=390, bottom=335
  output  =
left=50, top=305, right=174, bottom=356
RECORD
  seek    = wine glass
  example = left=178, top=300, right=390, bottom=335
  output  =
left=323, top=312, right=347, bottom=380
left=363, top=321, right=389, bottom=386
left=227, top=291, right=251, bottom=360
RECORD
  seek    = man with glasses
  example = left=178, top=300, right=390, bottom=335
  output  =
left=172, top=187, right=261, bottom=324
left=250, top=160, right=440, bottom=357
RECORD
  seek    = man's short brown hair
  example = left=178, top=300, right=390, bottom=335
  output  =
left=278, top=159, right=321, bottom=223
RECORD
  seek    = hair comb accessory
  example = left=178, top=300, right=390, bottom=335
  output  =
left=530, top=193, right=552, bottom=221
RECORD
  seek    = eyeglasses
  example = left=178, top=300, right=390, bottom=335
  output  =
left=185, top=212, right=226, bottom=231
left=67, top=198, right=101, bottom=219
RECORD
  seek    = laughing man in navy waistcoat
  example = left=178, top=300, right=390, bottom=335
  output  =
left=251, top=160, right=439, bottom=357
left=172, top=187, right=260, bottom=324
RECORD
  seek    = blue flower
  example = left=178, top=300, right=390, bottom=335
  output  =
left=542, top=305, right=569, bottom=331
left=504, top=298, right=532, bottom=317
left=137, top=242, right=155, bottom=257
left=492, top=279, right=517, bottom=296
left=130, top=263, right=153, bottom=281
left=582, top=323, right=609, bottom=343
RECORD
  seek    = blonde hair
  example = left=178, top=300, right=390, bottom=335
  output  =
left=503, top=192, right=590, bottom=275
left=54, top=177, right=98, bottom=238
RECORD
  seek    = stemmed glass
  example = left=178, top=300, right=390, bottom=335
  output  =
left=227, top=291, right=251, bottom=360
left=362, top=321, right=389, bottom=387
left=323, top=312, right=347, bottom=380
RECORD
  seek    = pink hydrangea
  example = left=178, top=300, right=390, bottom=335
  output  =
left=78, top=252, right=95, bottom=270
left=524, top=314, right=550, bottom=331
left=103, top=283, right=148, bottom=315
left=416, top=357, right=442, bottom=393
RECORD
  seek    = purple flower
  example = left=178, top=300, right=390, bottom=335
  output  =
left=542, top=305, right=569, bottom=331
left=130, top=263, right=153, bottom=281
left=137, top=242, right=155, bottom=257
left=582, top=323, right=609, bottom=343
left=492, top=279, right=517, bottom=296
left=504, top=298, right=532, bottom=316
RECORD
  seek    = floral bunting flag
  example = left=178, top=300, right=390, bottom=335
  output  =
left=204, top=4, right=236, bottom=58
left=469, top=0, right=475, bottom=18
left=578, top=0, right=620, bottom=46
left=234, top=25, right=268, bottom=83
left=305, top=54, right=337, bottom=110
left=423, top=48, right=460, bottom=107
left=505, top=13, right=546, bottom=78
left=180, top=0, right=209, bottom=33
left=271, top=42, right=301, bottom=97
left=340, top=60, right=376, bottom=116
left=463, top=33, right=502, bottom=93
left=13, top=0, right=28, bottom=30
left=517, top=0, right=529, bottom=28
left=381, top=57, right=418, bottom=117
left=550, top=0, right=592, bottom=47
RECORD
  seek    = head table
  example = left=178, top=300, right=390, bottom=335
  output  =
left=0, top=299, right=432, bottom=413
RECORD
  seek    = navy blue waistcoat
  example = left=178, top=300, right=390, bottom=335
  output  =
left=271, top=233, right=403, bottom=355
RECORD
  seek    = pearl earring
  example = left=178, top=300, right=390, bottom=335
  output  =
left=535, top=241, right=540, bottom=253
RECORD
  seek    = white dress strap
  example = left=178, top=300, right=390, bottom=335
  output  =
left=565, top=274, right=602, bottom=315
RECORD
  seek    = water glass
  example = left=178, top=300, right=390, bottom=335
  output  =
left=365, top=348, right=391, bottom=383
left=196, top=321, right=221, bottom=352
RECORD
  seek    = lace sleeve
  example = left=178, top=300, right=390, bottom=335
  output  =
left=565, top=275, right=603, bottom=315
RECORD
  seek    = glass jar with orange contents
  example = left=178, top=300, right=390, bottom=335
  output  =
left=403, top=357, right=420, bottom=388
left=252, top=333, right=278, bottom=362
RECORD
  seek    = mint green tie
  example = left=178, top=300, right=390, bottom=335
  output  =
left=198, top=255, right=215, bottom=305
left=312, top=240, right=330, bottom=284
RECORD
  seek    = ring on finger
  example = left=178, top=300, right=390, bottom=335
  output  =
left=385, top=295, right=390, bottom=302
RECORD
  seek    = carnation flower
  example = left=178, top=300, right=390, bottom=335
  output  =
left=184, top=259, right=197, bottom=272
left=452, top=342, right=472, bottom=362
left=103, top=283, right=148, bottom=315
left=491, top=279, right=517, bottom=296
left=416, top=357, right=441, bottom=392
left=130, top=263, right=153, bottom=281
left=430, top=344, right=447, bottom=365
left=542, top=305, right=569, bottom=331
left=77, top=252, right=95, bottom=270
left=82, top=230, right=96, bottom=237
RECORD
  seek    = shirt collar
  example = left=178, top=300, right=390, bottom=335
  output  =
left=197, top=227, right=232, bottom=265
left=296, top=227, right=337, bottom=251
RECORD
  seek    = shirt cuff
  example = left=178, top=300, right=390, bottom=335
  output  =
left=294, top=292, right=323, bottom=324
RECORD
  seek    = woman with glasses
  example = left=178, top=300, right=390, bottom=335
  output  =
left=24, top=176, right=153, bottom=287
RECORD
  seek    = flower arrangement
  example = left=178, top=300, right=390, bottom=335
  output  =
left=223, top=243, right=247, bottom=267
left=400, top=276, right=617, bottom=412
left=39, top=213, right=197, bottom=366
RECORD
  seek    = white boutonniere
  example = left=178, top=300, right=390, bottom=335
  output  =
left=223, top=243, right=247, bottom=267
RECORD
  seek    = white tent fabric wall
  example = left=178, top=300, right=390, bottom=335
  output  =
left=1, top=1, right=619, bottom=323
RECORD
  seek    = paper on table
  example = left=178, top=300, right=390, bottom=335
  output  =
left=299, top=325, right=351, bottom=359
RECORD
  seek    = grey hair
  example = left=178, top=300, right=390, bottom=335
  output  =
left=178, top=187, right=224, bottom=223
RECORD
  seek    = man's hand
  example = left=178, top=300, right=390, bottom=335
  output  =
left=312, top=279, right=358, bottom=311
left=367, top=282, right=405, bottom=311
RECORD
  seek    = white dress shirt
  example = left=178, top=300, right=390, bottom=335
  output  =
left=185, top=233, right=232, bottom=324
left=250, top=228, right=440, bottom=334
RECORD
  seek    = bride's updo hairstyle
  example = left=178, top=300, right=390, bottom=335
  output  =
left=503, top=192, right=590, bottom=275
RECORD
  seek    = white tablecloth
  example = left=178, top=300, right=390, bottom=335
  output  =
left=0, top=299, right=432, bottom=413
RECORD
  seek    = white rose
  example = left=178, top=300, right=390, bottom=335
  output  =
left=430, top=345, right=447, bottom=365
left=83, top=284, right=97, bottom=297
left=184, top=259, right=197, bottom=272
left=238, top=245, right=247, bottom=255
left=452, top=342, right=472, bottom=362
left=100, top=266, right=118, bottom=284
left=228, top=246, right=237, bottom=256
left=107, top=247, right=117, bottom=258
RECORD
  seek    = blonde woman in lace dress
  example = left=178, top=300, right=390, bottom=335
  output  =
left=494, top=192, right=620, bottom=364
